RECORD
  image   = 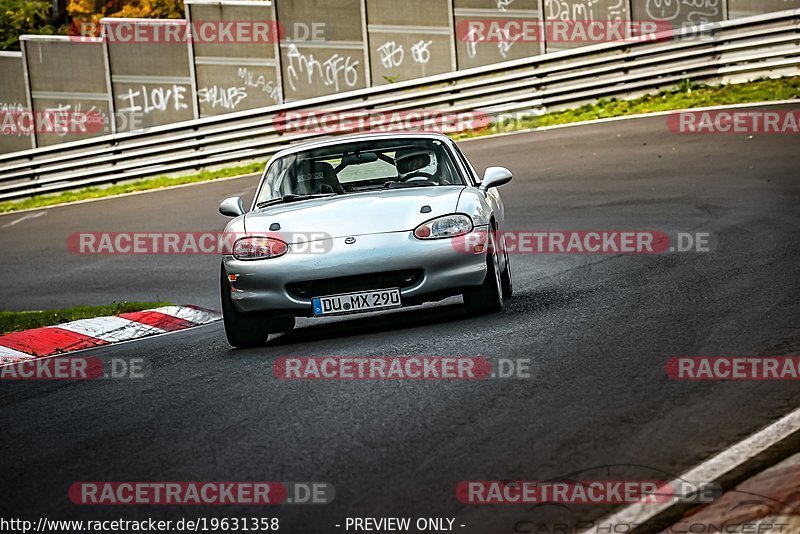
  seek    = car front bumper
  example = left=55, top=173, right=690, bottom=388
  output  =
left=222, top=228, right=489, bottom=315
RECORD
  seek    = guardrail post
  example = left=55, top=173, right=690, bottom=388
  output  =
left=360, top=0, right=373, bottom=87
left=538, top=0, right=547, bottom=58
left=185, top=3, right=202, bottom=120
left=270, top=0, right=285, bottom=103
left=101, top=29, right=117, bottom=135
left=447, top=0, right=457, bottom=72
left=18, top=41, right=37, bottom=150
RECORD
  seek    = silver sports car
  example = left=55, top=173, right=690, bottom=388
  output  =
left=218, top=132, right=513, bottom=347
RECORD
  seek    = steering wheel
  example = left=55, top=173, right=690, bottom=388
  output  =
left=401, top=171, right=437, bottom=182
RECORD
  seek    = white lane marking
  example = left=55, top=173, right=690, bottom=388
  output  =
left=148, top=306, right=221, bottom=325
left=0, top=346, right=36, bottom=365
left=57, top=316, right=166, bottom=343
left=582, top=406, right=800, bottom=533
left=1, top=211, right=45, bottom=228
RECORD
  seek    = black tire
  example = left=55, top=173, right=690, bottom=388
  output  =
left=462, top=233, right=504, bottom=316
left=220, top=266, right=270, bottom=348
left=270, top=315, right=296, bottom=333
left=500, top=235, right=513, bottom=300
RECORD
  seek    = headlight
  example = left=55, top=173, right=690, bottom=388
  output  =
left=414, top=214, right=473, bottom=239
left=233, top=236, right=288, bottom=260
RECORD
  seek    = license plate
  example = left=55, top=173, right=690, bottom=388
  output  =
left=312, top=288, right=402, bottom=316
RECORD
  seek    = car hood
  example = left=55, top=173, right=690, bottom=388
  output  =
left=244, top=186, right=465, bottom=241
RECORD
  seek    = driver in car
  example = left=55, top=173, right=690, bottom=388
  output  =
left=395, top=149, right=442, bottom=183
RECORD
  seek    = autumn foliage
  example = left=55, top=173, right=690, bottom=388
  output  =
left=67, top=0, right=185, bottom=35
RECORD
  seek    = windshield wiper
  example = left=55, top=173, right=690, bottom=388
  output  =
left=256, top=193, right=335, bottom=209
left=384, top=181, right=437, bottom=189
left=348, top=182, right=436, bottom=192
left=348, top=184, right=387, bottom=192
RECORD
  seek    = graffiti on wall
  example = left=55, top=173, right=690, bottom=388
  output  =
left=286, top=44, right=360, bottom=93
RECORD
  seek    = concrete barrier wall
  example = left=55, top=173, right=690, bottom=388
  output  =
left=275, top=0, right=368, bottom=101
left=453, top=0, right=544, bottom=69
left=187, top=0, right=283, bottom=116
left=631, top=0, right=724, bottom=31
left=0, top=53, right=34, bottom=153
left=366, top=0, right=455, bottom=85
left=544, top=0, right=631, bottom=52
left=729, top=0, right=800, bottom=18
left=1, top=0, right=798, bottom=153
left=103, top=18, right=198, bottom=132
left=21, top=36, right=112, bottom=147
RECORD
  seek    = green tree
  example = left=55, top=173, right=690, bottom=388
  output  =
left=0, top=0, right=57, bottom=50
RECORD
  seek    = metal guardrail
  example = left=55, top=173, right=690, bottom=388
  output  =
left=0, top=9, right=798, bottom=202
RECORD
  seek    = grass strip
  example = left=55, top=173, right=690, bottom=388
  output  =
left=454, top=77, right=800, bottom=139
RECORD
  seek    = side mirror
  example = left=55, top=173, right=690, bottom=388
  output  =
left=480, top=167, right=513, bottom=191
left=219, top=196, right=245, bottom=217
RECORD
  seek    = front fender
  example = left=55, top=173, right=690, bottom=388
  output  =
left=456, top=188, right=504, bottom=228
left=220, top=216, right=247, bottom=255
left=456, top=188, right=508, bottom=274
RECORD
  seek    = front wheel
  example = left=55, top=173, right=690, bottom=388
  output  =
left=220, top=266, right=271, bottom=348
left=462, top=234, right=504, bottom=316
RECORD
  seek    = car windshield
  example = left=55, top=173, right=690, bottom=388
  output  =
left=255, top=138, right=464, bottom=207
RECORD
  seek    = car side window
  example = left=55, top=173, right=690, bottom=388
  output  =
left=257, top=155, right=295, bottom=202
left=450, top=144, right=479, bottom=185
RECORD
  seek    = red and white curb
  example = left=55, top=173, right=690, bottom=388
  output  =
left=0, top=306, right=221, bottom=365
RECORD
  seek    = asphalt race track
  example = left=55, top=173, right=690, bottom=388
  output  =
left=1, top=106, right=799, bottom=532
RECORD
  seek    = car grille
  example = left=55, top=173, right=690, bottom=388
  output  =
left=287, top=270, right=422, bottom=299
